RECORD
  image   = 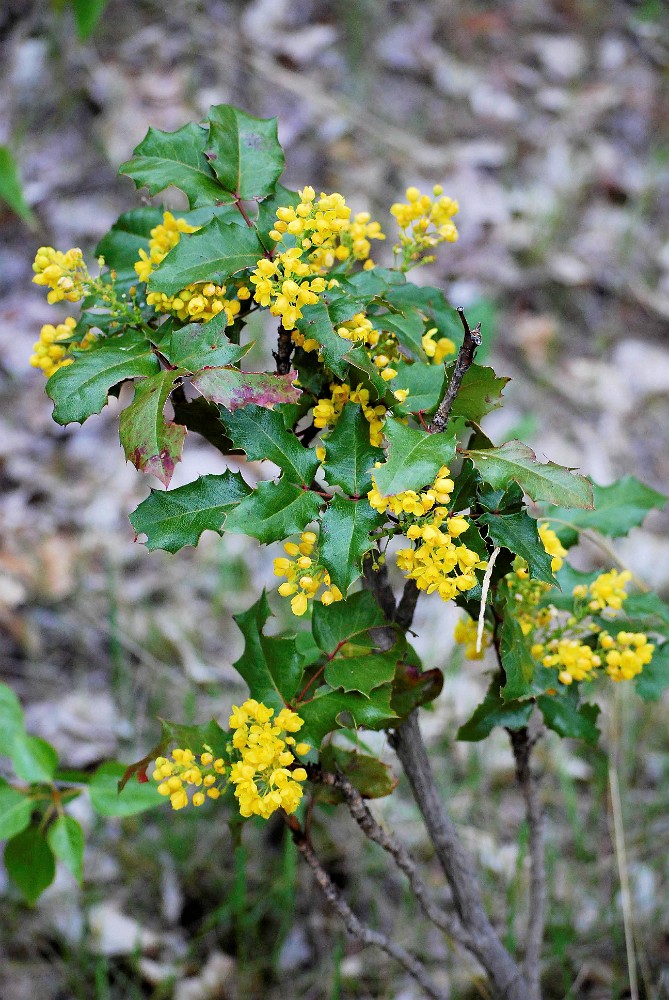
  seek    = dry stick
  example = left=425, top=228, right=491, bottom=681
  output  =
left=508, top=726, right=547, bottom=1000
left=381, top=310, right=529, bottom=998
left=286, top=816, right=449, bottom=1000
left=315, top=768, right=471, bottom=946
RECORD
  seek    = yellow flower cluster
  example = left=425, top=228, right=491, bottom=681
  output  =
left=598, top=630, right=654, bottom=682
left=391, top=185, right=459, bottom=265
left=273, top=532, right=343, bottom=616
left=153, top=748, right=227, bottom=811
left=422, top=328, right=456, bottom=365
left=538, top=639, right=602, bottom=685
left=250, top=187, right=384, bottom=332
left=573, top=568, right=632, bottom=612
left=396, top=506, right=486, bottom=602
left=32, top=246, right=89, bottom=304
left=229, top=700, right=309, bottom=819
left=134, top=212, right=247, bottom=324
left=313, top=383, right=387, bottom=447
left=29, top=317, right=96, bottom=378
left=368, top=466, right=455, bottom=517
left=454, top=615, right=490, bottom=660
left=538, top=524, right=567, bottom=573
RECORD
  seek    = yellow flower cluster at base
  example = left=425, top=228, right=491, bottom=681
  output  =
left=29, top=317, right=96, bottom=379
left=422, top=328, right=455, bottom=365
left=391, top=185, right=459, bottom=266
left=573, top=568, right=632, bottom=612
left=598, top=630, right=654, bottom=682
left=454, top=615, right=490, bottom=660
left=538, top=523, right=567, bottom=573
left=229, top=700, right=309, bottom=819
left=273, top=532, right=343, bottom=616
left=134, top=212, right=246, bottom=324
left=314, top=383, right=387, bottom=447
left=368, top=466, right=455, bottom=517
left=153, top=747, right=227, bottom=811
left=32, top=246, right=89, bottom=304
left=396, top=507, right=485, bottom=602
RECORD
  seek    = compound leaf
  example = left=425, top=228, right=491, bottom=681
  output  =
left=297, top=685, right=396, bottom=749
left=537, top=695, right=601, bottom=746
left=446, top=364, right=509, bottom=421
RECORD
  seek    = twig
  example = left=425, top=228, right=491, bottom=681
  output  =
left=273, top=322, right=294, bottom=375
left=286, top=815, right=449, bottom=1000
left=508, top=726, right=546, bottom=1000
left=390, top=712, right=528, bottom=1000
left=314, top=768, right=471, bottom=946
left=429, top=309, right=482, bottom=433
left=395, top=578, right=420, bottom=631
left=477, top=547, right=500, bottom=653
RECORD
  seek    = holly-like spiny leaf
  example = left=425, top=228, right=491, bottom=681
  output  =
left=373, top=307, right=426, bottom=360
left=457, top=687, right=533, bottom=742
left=147, top=217, right=265, bottom=296
left=478, top=511, right=556, bottom=586
left=233, top=592, right=304, bottom=710
left=393, top=361, right=445, bottom=415
left=296, top=297, right=364, bottom=378
left=220, top=405, right=319, bottom=485
left=192, top=368, right=301, bottom=412
left=311, top=589, right=387, bottom=657
left=316, top=746, right=398, bottom=801
left=466, top=440, right=594, bottom=510
left=119, top=122, right=231, bottom=208
left=322, top=403, right=384, bottom=496
left=500, top=614, right=555, bottom=701
left=297, top=685, right=396, bottom=750
left=390, top=660, right=444, bottom=719
left=129, top=471, right=251, bottom=552
left=206, top=105, right=285, bottom=200
left=445, top=364, right=509, bottom=422
left=95, top=206, right=164, bottom=273
left=374, top=418, right=456, bottom=497
left=324, top=645, right=401, bottom=696
left=319, top=496, right=383, bottom=594
left=47, top=334, right=160, bottom=425
left=160, top=313, right=250, bottom=371
left=119, top=369, right=188, bottom=486
left=537, top=693, right=601, bottom=746
left=224, top=479, right=323, bottom=544
left=544, top=476, right=667, bottom=547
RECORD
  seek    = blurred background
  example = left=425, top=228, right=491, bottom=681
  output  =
left=1, top=1, right=669, bottom=998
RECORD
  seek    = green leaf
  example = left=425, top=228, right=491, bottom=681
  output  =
left=119, top=369, right=188, bottom=486
left=89, top=761, right=163, bottom=817
left=393, top=361, right=445, bottom=415
left=225, top=479, right=323, bottom=544
left=0, top=779, right=32, bottom=841
left=129, top=471, right=251, bottom=553
left=319, top=496, right=383, bottom=594
left=544, top=476, right=667, bottom=547
left=383, top=283, right=462, bottom=339
left=147, top=217, right=265, bottom=295
left=47, top=815, right=84, bottom=882
left=449, top=459, right=481, bottom=513
left=159, top=719, right=231, bottom=760
left=47, top=334, right=160, bottom=425
left=390, top=661, right=444, bottom=718
left=160, top=313, right=250, bottom=370
left=220, top=405, right=319, bottom=485
left=206, top=105, right=284, bottom=199
left=0, top=145, right=36, bottom=226
left=466, top=440, right=594, bottom=510
left=445, top=364, right=509, bottom=422
left=373, top=418, right=456, bottom=496
left=312, top=590, right=387, bottom=656
left=72, top=0, right=108, bottom=39
left=233, top=593, right=303, bottom=709
left=340, top=267, right=406, bottom=298
left=635, top=643, right=669, bottom=702
left=298, top=685, right=396, bottom=749
left=479, top=512, right=556, bottom=585
left=172, top=396, right=237, bottom=455
left=0, top=684, right=25, bottom=756
left=344, top=345, right=394, bottom=399
left=5, top=826, right=56, bottom=905
left=95, top=206, right=163, bottom=273
left=325, top=646, right=400, bottom=696
left=500, top=615, right=554, bottom=701
left=322, top=404, right=384, bottom=495
left=296, top=299, right=359, bottom=378
left=614, top=592, right=669, bottom=634
left=192, top=368, right=301, bottom=412
left=457, top=688, right=533, bottom=742
left=317, top=746, right=397, bottom=801
left=119, top=123, right=229, bottom=208
left=537, top=695, right=601, bottom=746
left=12, top=735, right=58, bottom=783
left=374, top=308, right=426, bottom=360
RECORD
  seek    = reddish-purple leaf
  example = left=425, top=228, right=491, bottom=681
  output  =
left=119, top=369, right=188, bottom=487
left=191, top=367, right=301, bottom=411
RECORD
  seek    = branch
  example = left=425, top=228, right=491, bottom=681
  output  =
left=429, top=308, right=482, bottom=433
left=395, top=578, right=420, bottom=631
left=508, top=725, right=546, bottom=1000
left=273, top=322, right=294, bottom=375
left=286, top=815, right=449, bottom=1000
left=314, top=768, right=471, bottom=946
left=391, top=713, right=528, bottom=1000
